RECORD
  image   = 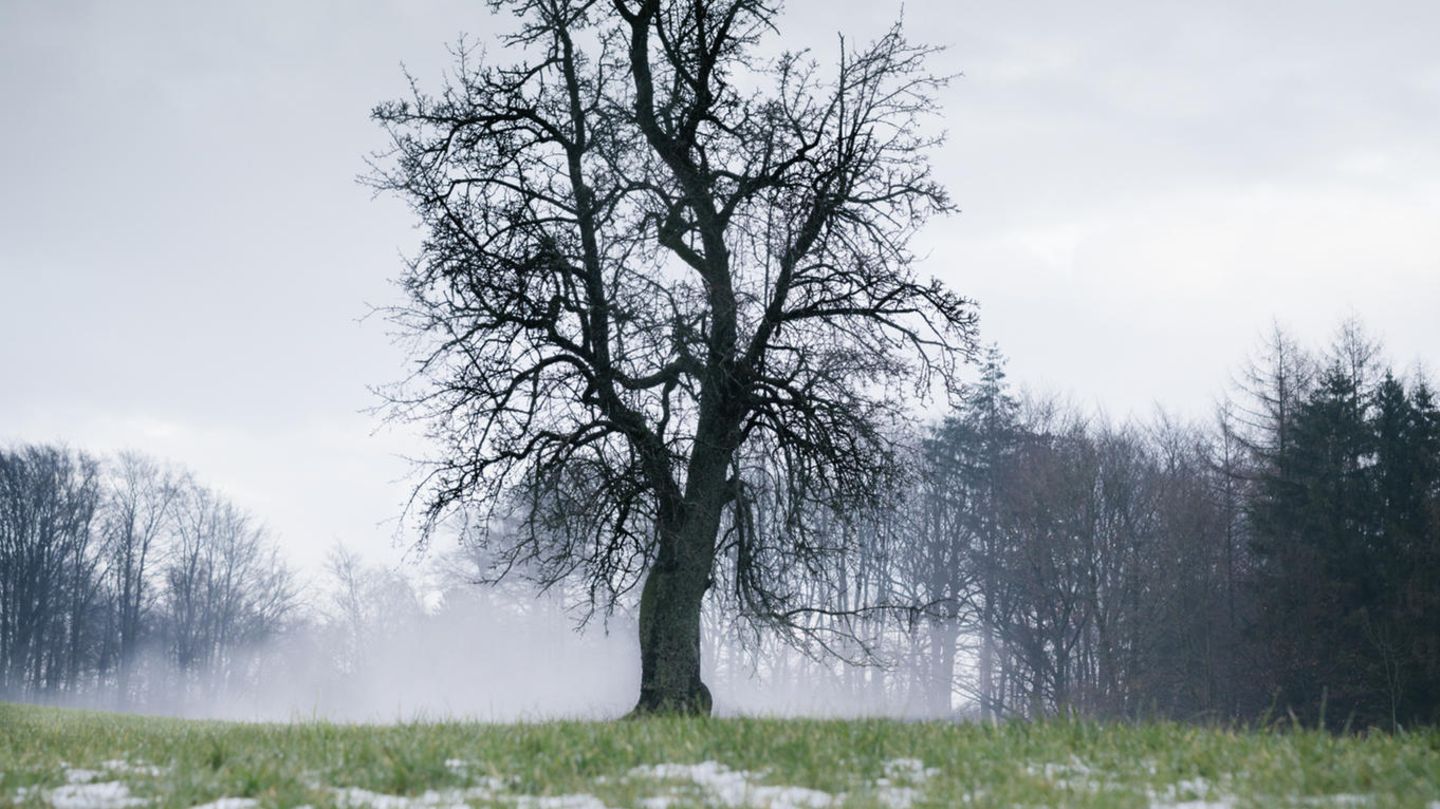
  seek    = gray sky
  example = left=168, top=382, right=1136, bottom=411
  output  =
left=2, top=0, right=1437, bottom=572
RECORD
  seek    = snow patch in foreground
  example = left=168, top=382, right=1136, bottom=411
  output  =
left=625, top=757, right=937, bottom=809
left=872, top=757, right=940, bottom=809
left=187, top=800, right=259, bottom=809
left=64, top=769, right=103, bottom=785
left=18, top=763, right=167, bottom=809
left=58, top=761, right=165, bottom=786
left=333, top=785, right=613, bottom=809
left=629, top=761, right=836, bottom=808
left=333, top=785, right=504, bottom=808
left=97, top=761, right=164, bottom=778
left=19, top=781, right=148, bottom=809
left=513, top=796, right=612, bottom=809
left=1025, top=758, right=1383, bottom=809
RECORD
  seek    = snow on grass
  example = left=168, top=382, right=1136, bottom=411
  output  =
left=97, top=761, right=164, bottom=778
left=332, top=785, right=505, bottom=809
left=628, top=761, right=838, bottom=808
left=1147, top=775, right=1227, bottom=808
left=31, top=781, right=148, bottom=809
left=13, top=762, right=169, bottom=809
left=870, top=757, right=940, bottom=809
left=513, top=795, right=613, bottom=809
left=58, top=761, right=164, bottom=786
left=1018, top=760, right=1379, bottom=809
left=871, top=786, right=920, bottom=809
left=624, top=757, right=940, bottom=809
left=1024, top=756, right=1119, bottom=794
left=328, top=756, right=941, bottom=809
left=328, top=785, right=613, bottom=809
left=878, top=759, right=936, bottom=783
left=64, top=768, right=103, bottom=785
left=12, top=752, right=1401, bottom=809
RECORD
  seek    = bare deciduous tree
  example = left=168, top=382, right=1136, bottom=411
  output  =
left=100, top=451, right=180, bottom=702
left=370, top=0, right=976, bottom=713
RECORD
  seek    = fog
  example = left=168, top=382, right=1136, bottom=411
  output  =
left=134, top=586, right=647, bottom=723
left=4, top=530, right=934, bottom=722
left=166, top=598, right=925, bottom=723
left=35, top=576, right=931, bottom=723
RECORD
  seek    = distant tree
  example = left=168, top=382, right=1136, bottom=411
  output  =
left=903, top=345, right=1016, bottom=717
left=99, top=452, right=180, bottom=704
left=161, top=482, right=297, bottom=697
left=370, top=0, right=976, bottom=713
left=1402, top=377, right=1440, bottom=723
left=0, top=445, right=102, bottom=697
left=0, top=444, right=297, bottom=709
left=1239, top=322, right=1440, bottom=728
left=322, top=544, right=425, bottom=676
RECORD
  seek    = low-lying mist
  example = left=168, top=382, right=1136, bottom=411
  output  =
left=31, top=556, right=939, bottom=724
left=187, top=587, right=646, bottom=723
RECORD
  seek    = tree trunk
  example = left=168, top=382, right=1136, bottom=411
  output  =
left=631, top=509, right=719, bottom=716
left=928, top=619, right=955, bottom=716
left=632, top=560, right=711, bottom=715
left=629, top=398, right=740, bottom=716
left=979, top=621, right=994, bottom=721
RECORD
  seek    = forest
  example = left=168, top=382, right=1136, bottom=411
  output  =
left=3, top=321, right=1435, bottom=728
left=0, top=449, right=296, bottom=708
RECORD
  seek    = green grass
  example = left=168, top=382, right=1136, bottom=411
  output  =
left=1, top=702, right=1438, bottom=808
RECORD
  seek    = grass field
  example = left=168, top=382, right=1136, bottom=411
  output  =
left=2, top=703, right=1438, bottom=808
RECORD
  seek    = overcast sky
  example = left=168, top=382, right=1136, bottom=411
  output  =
left=2, top=0, right=1437, bottom=573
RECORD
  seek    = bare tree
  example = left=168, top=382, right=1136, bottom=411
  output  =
left=162, top=483, right=297, bottom=698
left=370, top=0, right=976, bottom=713
left=0, top=445, right=102, bottom=697
left=323, top=544, right=426, bottom=676
left=100, top=452, right=180, bottom=703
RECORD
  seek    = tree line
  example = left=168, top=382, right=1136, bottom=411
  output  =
left=0, top=447, right=296, bottom=707
left=705, top=323, right=1439, bottom=729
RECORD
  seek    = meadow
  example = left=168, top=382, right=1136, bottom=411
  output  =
left=2, top=703, right=1439, bottom=808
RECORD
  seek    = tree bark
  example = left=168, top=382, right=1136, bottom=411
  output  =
left=630, top=449, right=733, bottom=716
left=632, top=550, right=712, bottom=715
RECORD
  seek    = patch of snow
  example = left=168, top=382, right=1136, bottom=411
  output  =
left=873, top=785, right=921, bottom=809
left=628, top=762, right=838, bottom=808
left=872, top=758, right=939, bottom=807
left=1143, top=775, right=1373, bottom=809
left=331, top=784, right=608, bottom=809
left=1147, top=775, right=1233, bottom=809
left=513, top=795, right=612, bottom=809
left=332, top=784, right=504, bottom=809
left=65, top=768, right=102, bottom=784
left=1026, top=758, right=1114, bottom=794
left=470, top=775, right=516, bottom=792
left=98, top=761, right=164, bottom=778
left=45, top=781, right=148, bottom=809
left=189, top=799, right=259, bottom=809
left=880, top=759, right=937, bottom=783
